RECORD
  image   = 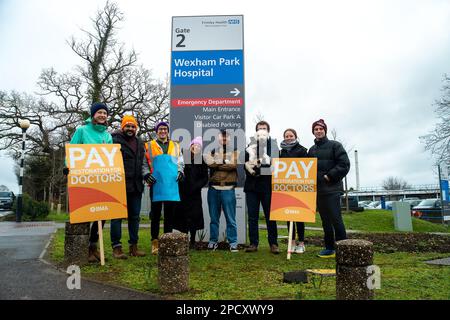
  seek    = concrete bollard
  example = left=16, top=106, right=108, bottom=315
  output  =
left=336, top=239, right=374, bottom=300
left=158, top=232, right=189, bottom=294
left=57, top=203, right=61, bottom=215
left=64, top=222, right=90, bottom=266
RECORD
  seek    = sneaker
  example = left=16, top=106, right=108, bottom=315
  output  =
left=245, top=244, right=258, bottom=253
left=270, top=244, right=280, bottom=254
left=317, top=249, right=335, bottom=258
left=207, top=242, right=218, bottom=251
left=288, top=241, right=297, bottom=254
left=230, top=245, right=239, bottom=253
left=295, top=243, right=306, bottom=254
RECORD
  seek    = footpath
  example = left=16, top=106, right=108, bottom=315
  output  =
left=0, top=222, right=158, bottom=300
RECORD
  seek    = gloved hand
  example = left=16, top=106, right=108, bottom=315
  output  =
left=176, top=171, right=185, bottom=182
left=144, top=173, right=156, bottom=185
left=63, top=167, right=70, bottom=176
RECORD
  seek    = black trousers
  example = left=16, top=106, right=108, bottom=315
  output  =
left=317, top=193, right=347, bottom=250
left=150, top=201, right=176, bottom=240
left=89, top=220, right=106, bottom=246
left=286, top=221, right=305, bottom=242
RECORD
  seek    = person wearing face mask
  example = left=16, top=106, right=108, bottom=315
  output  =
left=64, top=102, right=113, bottom=263
left=279, top=128, right=308, bottom=254
left=174, top=137, right=209, bottom=249
left=110, top=115, right=151, bottom=259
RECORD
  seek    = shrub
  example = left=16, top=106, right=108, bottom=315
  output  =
left=13, top=193, right=50, bottom=220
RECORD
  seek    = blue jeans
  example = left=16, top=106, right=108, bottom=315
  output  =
left=111, top=192, right=142, bottom=248
left=207, top=187, right=237, bottom=246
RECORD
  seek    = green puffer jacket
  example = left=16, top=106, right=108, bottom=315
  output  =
left=69, top=118, right=112, bottom=144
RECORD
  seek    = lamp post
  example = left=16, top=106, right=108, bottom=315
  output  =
left=16, top=119, right=30, bottom=223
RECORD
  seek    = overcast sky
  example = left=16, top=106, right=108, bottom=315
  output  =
left=1, top=0, right=449, bottom=193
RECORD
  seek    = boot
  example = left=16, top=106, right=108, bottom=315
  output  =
left=88, top=245, right=100, bottom=263
left=129, top=244, right=146, bottom=257
left=151, top=239, right=159, bottom=255
left=112, top=246, right=128, bottom=260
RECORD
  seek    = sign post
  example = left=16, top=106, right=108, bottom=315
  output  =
left=170, top=15, right=245, bottom=136
left=170, top=15, right=247, bottom=244
left=270, top=158, right=317, bottom=259
left=65, top=144, right=128, bottom=265
left=439, top=164, right=450, bottom=224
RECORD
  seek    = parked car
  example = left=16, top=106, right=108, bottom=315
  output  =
left=411, top=199, right=442, bottom=223
left=358, top=200, right=372, bottom=207
left=0, top=191, right=15, bottom=210
left=367, top=201, right=380, bottom=209
left=402, top=199, right=422, bottom=209
left=341, top=196, right=364, bottom=212
left=376, top=201, right=394, bottom=210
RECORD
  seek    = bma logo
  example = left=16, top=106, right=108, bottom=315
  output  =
left=228, top=19, right=240, bottom=24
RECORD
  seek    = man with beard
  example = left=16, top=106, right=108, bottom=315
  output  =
left=110, top=115, right=152, bottom=259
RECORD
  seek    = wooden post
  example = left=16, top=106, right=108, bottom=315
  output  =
left=97, top=220, right=105, bottom=266
left=287, top=221, right=294, bottom=260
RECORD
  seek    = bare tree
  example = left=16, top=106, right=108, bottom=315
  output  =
left=421, top=74, right=450, bottom=165
left=0, top=1, right=169, bottom=203
left=38, top=1, right=169, bottom=136
left=382, top=176, right=411, bottom=190
left=0, top=91, right=76, bottom=158
left=253, top=111, right=265, bottom=125
left=330, top=128, right=354, bottom=211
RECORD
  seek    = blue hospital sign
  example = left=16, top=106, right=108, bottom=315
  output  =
left=170, top=15, right=245, bottom=134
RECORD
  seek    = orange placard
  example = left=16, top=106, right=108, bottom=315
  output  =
left=270, top=158, right=317, bottom=223
left=65, top=144, right=128, bottom=224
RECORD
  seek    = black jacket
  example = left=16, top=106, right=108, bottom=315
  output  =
left=175, top=150, right=209, bottom=232
left=307, top=137, right=350, bottom=195
left=112, top=131, right=146, bottom=194
left=279, top=141, right=308, bottom=158
left=244, top=137, right=279, bottom=194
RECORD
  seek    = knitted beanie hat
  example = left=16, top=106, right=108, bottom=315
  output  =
left=121, top=115, right=138, bottom=130
left=90, top=102, right=109, bottom=118
left=312, top=119, right=327, bottom=134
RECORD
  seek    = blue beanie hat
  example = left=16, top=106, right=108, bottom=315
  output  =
left=155, top=121, right=169, bottom=132
left=90, top=102, right=109, bottom=118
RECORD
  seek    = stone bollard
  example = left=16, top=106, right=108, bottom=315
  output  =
left=336, top=239, right=375, bottom=300
left=158, top=232, right=189, bottom=294
left=64, top=222, right=90, bottom=266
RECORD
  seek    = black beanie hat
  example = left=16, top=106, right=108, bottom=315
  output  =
left=90, top=102, right=109, bottom=118
left=312, top=119, right=327, bottom=134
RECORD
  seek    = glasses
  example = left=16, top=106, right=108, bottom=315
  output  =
left=157, top=128, right=168, bottom=132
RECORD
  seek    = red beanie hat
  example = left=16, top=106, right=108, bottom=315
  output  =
left=312, top=119, right=327, bottom=134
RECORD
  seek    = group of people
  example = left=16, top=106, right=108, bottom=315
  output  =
left=66, top=102, right=350, bottom=263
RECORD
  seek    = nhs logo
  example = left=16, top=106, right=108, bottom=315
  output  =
left=228, top=19, right=240, bottom=24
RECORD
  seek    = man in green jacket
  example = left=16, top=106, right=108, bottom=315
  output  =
left=65, top=102, right=113, bottom=263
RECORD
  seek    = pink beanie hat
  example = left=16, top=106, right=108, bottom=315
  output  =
left=190, top=136, right=203, bottom=147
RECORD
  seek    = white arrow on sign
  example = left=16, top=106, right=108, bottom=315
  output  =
left=230, top=88, right=240, bottom=97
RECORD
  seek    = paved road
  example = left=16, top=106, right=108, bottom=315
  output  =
left=0, top=222, right=159, bottom=300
